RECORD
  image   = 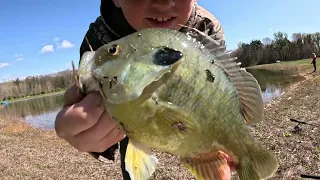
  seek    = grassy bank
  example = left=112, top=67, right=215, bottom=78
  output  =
left=0, top=60, right=319, bottom=179
left=247, top=58, right=317, bottom=75
left=6, top=90, right=65, bottom=103
left=278, top=58, right=314, bottom=65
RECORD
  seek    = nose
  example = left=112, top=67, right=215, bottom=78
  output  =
left=153, top=47, right=183, bottom=66
left=151, top=0, right=175, bottom=9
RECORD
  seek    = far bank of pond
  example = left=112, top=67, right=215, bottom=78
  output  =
left=0, top=68, right=306, bottom=130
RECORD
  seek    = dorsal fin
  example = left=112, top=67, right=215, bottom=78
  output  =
left=184, top=26, right=264, bottom=124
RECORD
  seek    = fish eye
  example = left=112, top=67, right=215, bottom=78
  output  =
left=108, top=44, right=120, bottom=56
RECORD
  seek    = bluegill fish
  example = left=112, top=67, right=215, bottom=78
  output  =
left=75, top=27, right=279, bottom=180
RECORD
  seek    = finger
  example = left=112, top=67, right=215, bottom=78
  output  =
left=221, top=153, right=236, bottom=171
left=75, top=127, right=124, bottom=152
left=63, top=84, right=85, bottom=108
left=73, top=111, right=117, bottom=147
left=94, top=127, right=126, bottom=152
left=72, top=92, right=105, bottom=132
left=55, top=92, right=104, bottom=137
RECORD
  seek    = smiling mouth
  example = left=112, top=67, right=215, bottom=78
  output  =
left=149, top=17, right=174, bottom=22
left=146, top=16, right=176, bottom=26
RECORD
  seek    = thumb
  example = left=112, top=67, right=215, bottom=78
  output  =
left=63, top=84, right=85, bottom=108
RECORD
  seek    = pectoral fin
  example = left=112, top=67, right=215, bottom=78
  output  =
left=155, top=101, right=199, bottom=133
left=181, top=151, right=232, bottom=180
left=124, top=139, right=158, bottom=180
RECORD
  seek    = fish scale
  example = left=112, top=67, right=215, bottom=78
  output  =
left=76, top=27, right=279, bottom=180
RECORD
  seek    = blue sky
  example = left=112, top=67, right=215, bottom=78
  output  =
left=0, top=0, right=319, bottom=82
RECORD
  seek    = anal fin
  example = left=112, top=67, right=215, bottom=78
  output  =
left=181, top=151, right=232, bottom=180
left=237, top=144, right=279, bottom=180
left=124, top=139, right=158, bottom=180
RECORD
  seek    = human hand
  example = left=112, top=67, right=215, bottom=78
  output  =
left=215, top=151, right=236, bottom=180
left=54, top=84, right=126, bottom=153
left=224, top=153, right=236, bottom=172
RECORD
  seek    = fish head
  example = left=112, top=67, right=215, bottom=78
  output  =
left=90, top=38, right=184, bottom=104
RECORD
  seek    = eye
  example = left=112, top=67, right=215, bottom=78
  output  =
left=108, top=44, right=120, bottom=56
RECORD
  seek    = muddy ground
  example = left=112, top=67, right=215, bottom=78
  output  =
left=0, top=63, right=319, bottom=180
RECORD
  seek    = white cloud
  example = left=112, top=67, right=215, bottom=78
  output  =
left=0, top=62, right=10, bottom=69
left=14, top=53, right=24, bottom=61
left=40, top=45, right=54, bottom=54
left=38, top=39, right=74, bottom=54
left=57, top=40, right=75, bottom=49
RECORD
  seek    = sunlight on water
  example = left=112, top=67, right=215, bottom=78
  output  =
left=24, top=109, right=60, bottom=129
left=263, top=85, right=282, bottom=102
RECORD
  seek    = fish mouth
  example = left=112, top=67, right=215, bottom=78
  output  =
left=92, top=47, right=183, bottom=104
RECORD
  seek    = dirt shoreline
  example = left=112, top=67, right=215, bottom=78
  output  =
left=1, top=63, right=319, bottom=180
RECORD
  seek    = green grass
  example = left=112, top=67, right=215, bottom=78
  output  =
left=6, top=90, right=65, bottom=103
left=247, top=58, right=315, bottom=69
left=278, top=58, right=313, bottom=65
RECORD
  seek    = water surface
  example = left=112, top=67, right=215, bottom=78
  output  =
left=0, top=93, right=64, bottom=129
left=246, top=68, right=305, bottom=102
left=0, top=68, right=305, bottom=129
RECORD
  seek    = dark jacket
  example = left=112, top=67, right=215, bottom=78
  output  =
left=79, top=1, right=226, bottom=179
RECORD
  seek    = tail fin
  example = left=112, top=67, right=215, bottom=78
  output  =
left=237, top=144, right=279, bottom=180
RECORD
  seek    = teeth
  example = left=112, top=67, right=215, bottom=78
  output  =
left=152, top=17, right=172, bottom=22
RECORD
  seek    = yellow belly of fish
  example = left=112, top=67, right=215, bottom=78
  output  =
left=107, top=96, right=245, bottom=158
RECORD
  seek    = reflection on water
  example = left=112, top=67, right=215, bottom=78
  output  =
left=0, top=93, right=64, bottom=129
left=263, top=86, right=282, bottom=103
left=246, top=68, right=306, bottom=102
left=0, top=68, right=306, bottom=129
left=24, top=110, right=60, bottom=129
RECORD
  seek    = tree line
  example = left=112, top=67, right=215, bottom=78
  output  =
left=230, top=31, right=320, bottom=67
left=0, top=70, right=74, bottom=101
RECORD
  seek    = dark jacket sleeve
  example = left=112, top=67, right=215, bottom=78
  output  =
left=196, top=5, right=226, bottom=47
left=79, top=25, right=104, bottom=59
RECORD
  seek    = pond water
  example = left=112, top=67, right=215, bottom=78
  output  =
left=0, top=68, right=306, bottom=129
left=0, top=93, right=64, bottom=129
left=246, top=68, right=306, bottom=102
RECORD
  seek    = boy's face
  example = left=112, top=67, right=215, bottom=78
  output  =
left=113, top=0, right=195, bottom=31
